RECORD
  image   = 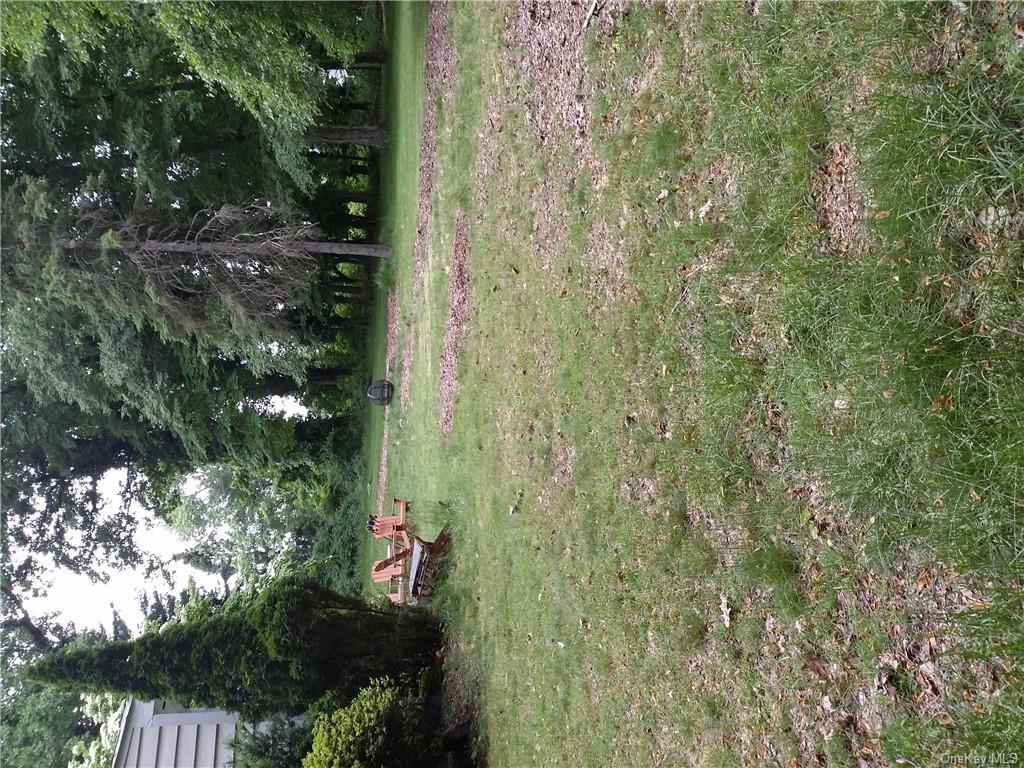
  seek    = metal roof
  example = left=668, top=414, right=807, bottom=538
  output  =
left=110, top=697, right=239, bottom=768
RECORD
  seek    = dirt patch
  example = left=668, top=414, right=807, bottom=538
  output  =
left=475, top=2, right=629, bottom=300
left=675, top=241, right=733, bottom=367
left=414, top=2, right=458, bottom=288
left=472, top=92, right=511, bottom=198
left=814, top=143, right=868, bottom=257
left=781, top=475, right=1006, bottom=763
left=375, top=418, right=390, bottom=518
left=684, top=497, right=750, bottom=567
left=580, top=218, right=632, bottom=309
left=680, top=154, right=739, bottom=227
left=385, top=290, right=399, bottom=374
left=529, top=175, right=575, bottom=274
left=399, top=336, right=414, bottom=408
left=426, top=2, right=458, bottom=100
left=440, top=212, right=471, bottom=437
left=550, top=432, right=577, bottom=488
left=374, top=291, right=401, bottom=517
left=786, top=471, right=851, bottom=542
left=505, top=1, right=591, bottom=156
left=403, top=2, right=458, bottom=410
left=621, top=473, right=659, bottom=507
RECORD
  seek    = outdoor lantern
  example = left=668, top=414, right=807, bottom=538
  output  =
left=367, top=379, right=394, bottom=406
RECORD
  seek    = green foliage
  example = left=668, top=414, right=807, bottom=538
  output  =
left=243, top=571, right=440, bottom=698
left=0, top=2, right=132, bottom=61
left=1, top=0, right=377, bottom=566
left=167, top=466, right=319, bottom=582
left=2, top=7, right=382, bottom=764
left=2, top=2, right=378, bottom=205
left=0, top=681, right=86, bottom=768
left=67, top=693, right=125, bottom=768
left=4, top=181, right=322, bottom=363
left=302, top=456, right=366, bottom=595
left=1, top=5, right=287, bottom=213
left=28, top=575, right=440, bottom=718
left=233, top=717, right=313, bottom=768
left=29, top=603, right=306, bottom=717
left=153, top=1, right=372, bottom=193
left=303, top=679, right=438, bottom=768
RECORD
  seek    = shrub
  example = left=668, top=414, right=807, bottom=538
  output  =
left=303, top=678, right=438, bottom=768
left=233, top=717, right=312, bottom=768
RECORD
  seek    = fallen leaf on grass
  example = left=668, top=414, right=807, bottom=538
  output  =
left=877, top=652, right=899, bottom=671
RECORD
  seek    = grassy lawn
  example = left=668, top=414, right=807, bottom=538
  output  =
left=370, top=3, right=1023, bottom=766
left=357, top=1, right=430, bottom=590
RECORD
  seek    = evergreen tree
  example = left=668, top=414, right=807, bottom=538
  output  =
left=28, top=576, right=440, bottom=717
left=2, top=1, right=382, bottom=201
left=1, top=1, right=383, bottom=716
left=0, top=2, right=294, bottom=213
left=152, top=1, right=376, bottom=192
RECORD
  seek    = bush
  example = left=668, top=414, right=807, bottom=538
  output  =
left=233, top=717, right=312, bottom=768
left=303, top=678, right=438, bottom=768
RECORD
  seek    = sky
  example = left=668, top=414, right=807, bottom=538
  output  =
left=25, top=487, right=223, bottom=636
left=22, top=396, right=308, bottom=636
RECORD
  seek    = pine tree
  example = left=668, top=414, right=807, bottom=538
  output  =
left=28, top=576, right=440, bottom=717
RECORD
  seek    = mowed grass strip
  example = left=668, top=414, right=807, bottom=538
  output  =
left=377, top=3, right=1023, bottom=766
left=358, top=1, right=429, bottom=591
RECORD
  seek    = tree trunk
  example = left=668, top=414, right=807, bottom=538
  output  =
left=299, top=241, right=390, bottom=259
left=333, top=282, right=365, bottom=295
left=356, top=50, right=386, bottom=65
left=60, top=237, right=391, bottom=260
left=234, top=372, right=298, bottom=399
left=294, top=416, right=351, bottom=444
left=222, top=365, right=355, bottom=399
left=338, top=191, right=375, bottom=204
left=340, top=101, right=374, bottom=112
left=342, top=162, right=372, bottom=176
left=345, top=53, right=384, bottom=71
left=57, top=436, right=138, bottom=478
left=305, top=125, right=386, bottom=149
left=335, top=317, right=371, bottom=330
left=306, top=366, right=354, bottom=388
left=311, top=157, right=373, bottom=176
left=177, top=132, right=255, bottom=159
left=316, top=188, right=375, bottom=206
left=320, top=50, right=385, bottom=70
left=53, top=79, right=207, bottom=111
left=1, top=585, right=52, bottom=650
left=332, top=294, right=369, bottom=306
left=309, top=145, right=371, bottom=162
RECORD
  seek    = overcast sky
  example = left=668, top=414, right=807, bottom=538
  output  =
left=24, top=474, right=223, bottom=636
left=22, top=396, right=308, bottom=636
